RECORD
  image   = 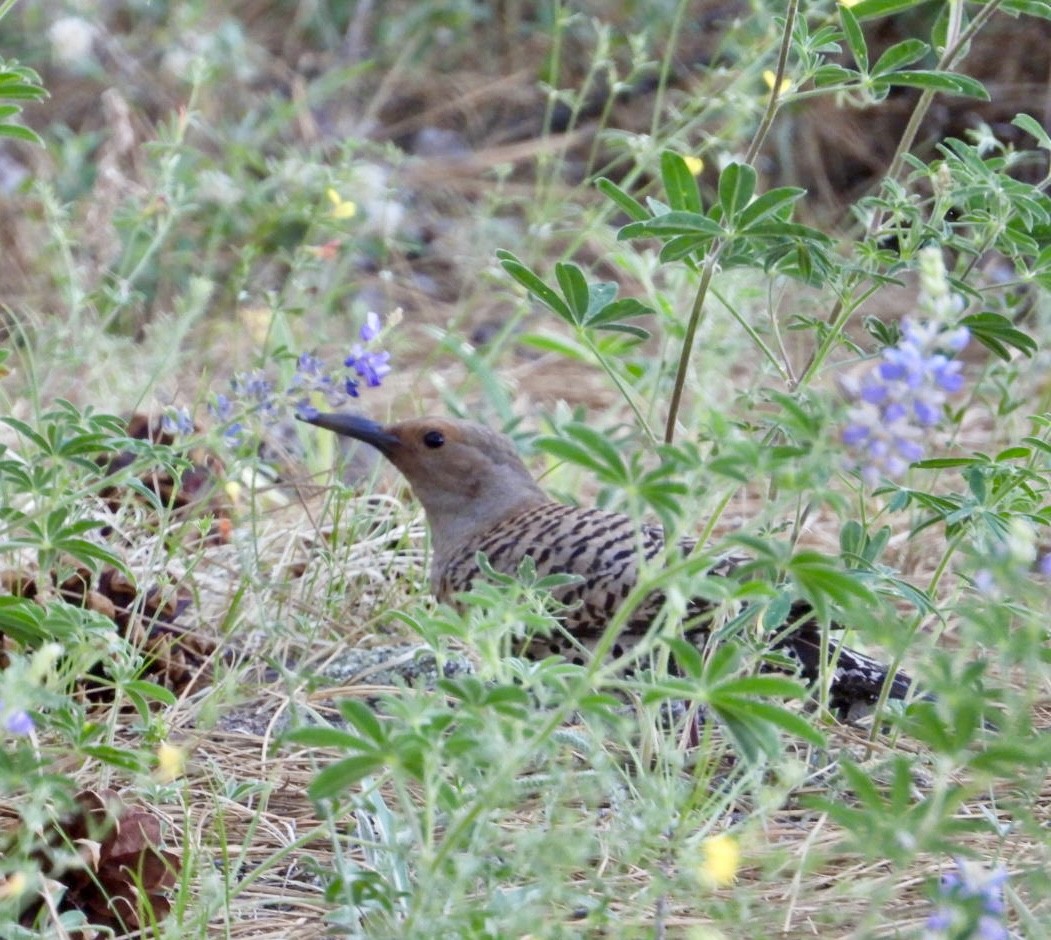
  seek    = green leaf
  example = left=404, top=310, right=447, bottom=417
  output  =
left=730, top=699, right=825, bottom=746
left=848, top=0, right=934, bottom=18
left=81, top=745, right=150, bottom=773
left=994, top=446, right=1030, bottom=462
left=309, top=756, right=387, bottom=799
left=961, top=312, right=1038, bottom=360
left=787, top=551, right=877, bottom=624
left=875, top=70, right=989, bottom=100
left=582, top=280, right=618, bottom=320
left=594, top=322, right=651, bottom=340
left=2, top=122, right=42, bottom=144
left=619, top=211, right=723, bottom=239
left=658, top=235, right=711, bottom=264
left=912, top=457, right=979, bottom=469
left=715, top=709, right=781, bottom=763
left=717, top=162, right=756, bottom=223
left=0, top=597, right=45, bottom=644
left=585, top=298, right=653, bottom=327
left=1012, top=113, right=1051, bottom=150
left=736, top=187, right=805, bottom=229
left=660, top=151, right=703, bottom=213
left=839, top=4, right=868, bottom=72
left=338, top=698, right=387, bottom=745
left=122, top=679, right=177, bottom=707
left=555, top=262, right=590, bottom=322
left=813, top=64, right=857, bottom=87
left=596, top=177, right=650, bottom=221
left=717, top=675, right=808, bottom=699
left=517, top=331, right=592, bottom=362
left=1001, top=0, right=1051, bottom=17
left=663, top=636, right=705, bottom=679
left=286, top=727, right=366, bottom=749
left=870, top=38, right=929, bottom=77
left=496, top=250, right=572, bottom=321
left=536, top=436, right=618, bottom=480
left=57, top=539, right=126, bottom=571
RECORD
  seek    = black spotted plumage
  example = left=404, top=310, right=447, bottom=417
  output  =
left=302, top=411, right=919, bottom=717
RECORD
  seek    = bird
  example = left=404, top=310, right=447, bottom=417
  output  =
left=300, top=411, right=916, bottom=717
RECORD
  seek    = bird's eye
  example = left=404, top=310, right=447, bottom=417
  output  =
left=422, top=430, right=445, bottom=449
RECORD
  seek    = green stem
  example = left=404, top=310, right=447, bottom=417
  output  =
left=664, top=256, right=716, bottom=444
left=663, top=0, right=799, bottom=444
left=584, top=332, right=658, bottom=445
left=713, top=285, right=791, bottom=384
left=743, top=0, right=797, bottom=166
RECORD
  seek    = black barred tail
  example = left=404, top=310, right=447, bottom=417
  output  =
left=773, top=607, right=917, bottom=718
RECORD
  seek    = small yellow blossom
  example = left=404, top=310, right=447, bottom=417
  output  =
left=156, top=742, right=187, bottom=782
left=326, top=188, right=357, bottom=220
left=838, top=0, right=864, bottom=6
left=762, top=70, right=792, bottom=97
left=683, top=155, right=704, bottom=176
left=696, top=833, right=740, bottom=888
left=0, top=872, right=28, bottom=900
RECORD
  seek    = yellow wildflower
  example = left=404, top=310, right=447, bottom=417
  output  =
left=762, top=70, right=792, bottom=97
left=326, top=188, right=357, bottom=220
left=696, top=833, right=740, bottom=888
left=0, top=872, right=28, bottom=900
left=683, top=155, right=704, bottom=176
left=156, top=741, right=187, bottom=782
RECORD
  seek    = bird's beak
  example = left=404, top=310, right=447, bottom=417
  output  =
left=298, top=411, right=400, bottom=456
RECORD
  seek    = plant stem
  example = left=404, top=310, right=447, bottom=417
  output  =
left=744, top=0, right=798, bottom=166
left=664, top=255, right=716, bottom=443
left=663, top=0, right=799, bottom=444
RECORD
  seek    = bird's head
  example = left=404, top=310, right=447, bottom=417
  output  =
left=300, top=412, right=549, bottom=548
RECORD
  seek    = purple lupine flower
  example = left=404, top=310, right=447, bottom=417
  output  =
left=209, top=394, right=235, bottom=422
left=359, top=310, right=382, bottom=343
left=202, top=312, right=392, bottom=448
left=926, top=858, right=1009, bottom=939
left=841, top=249, right=969, bottom=486
left=345, top=312, right=391, bottom=388
left=296, top=352, right=326, bottom=376
left=3, top=708, right=33, bottom=736
left=345, top=348, right=391, bottom=387
left=161, top=407, right=194, bottom=437
left=1037, top=553, right=1051, bottom=577
left=290, top=352, right=343, bottom=403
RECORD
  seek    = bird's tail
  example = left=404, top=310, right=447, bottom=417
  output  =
left=772, top=604, right=918, bottom=719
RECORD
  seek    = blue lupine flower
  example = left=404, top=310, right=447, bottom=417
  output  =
left=3, top=707, right=33, bottom=736
left=842, top=248, right=969, bottom=486
left=209, top=394, right=235, bottom=422
left=926, top=858, right=1009, bottom=939
left=345, top=348, right=391, bottom=387
left=203, top=313, right=390, bottom=447
left=161, top=407, right=194, bottom=437
left=345, top=312, right=392, bottom=388
left=1039, top=553, right=1051, bottom=577
left=359, top=310, right=382, bottom=343
left=296, top=352, right=326, bottom=376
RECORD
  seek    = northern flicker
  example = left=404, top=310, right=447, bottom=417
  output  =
left=302, top=412, right=916, bottom=715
